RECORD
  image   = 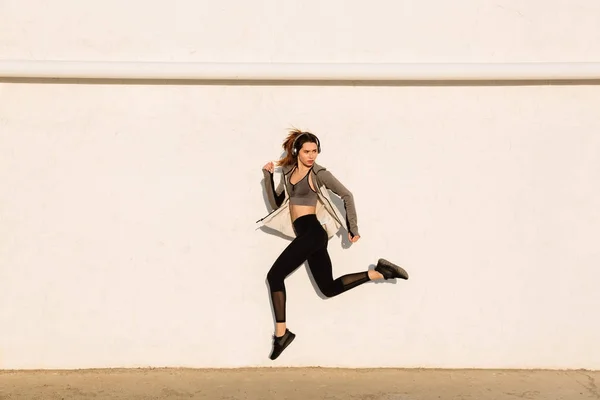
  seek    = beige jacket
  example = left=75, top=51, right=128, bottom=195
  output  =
left=257, top=162, right=359, bottom=240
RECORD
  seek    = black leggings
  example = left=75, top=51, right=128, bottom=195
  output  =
left=266, top=214, right=371, bottom=323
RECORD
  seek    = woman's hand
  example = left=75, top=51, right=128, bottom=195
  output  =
left=348, top=233, right=360, bottom=243
left=262, top=161, right=275, bottom=173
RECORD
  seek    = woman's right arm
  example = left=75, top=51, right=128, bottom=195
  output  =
left=262, top=162, right=285, bottom=209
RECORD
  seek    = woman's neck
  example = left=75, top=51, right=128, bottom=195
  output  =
left=295, top=163, right=311, bottom=173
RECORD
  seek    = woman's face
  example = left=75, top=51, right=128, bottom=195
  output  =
left=297, top=141, right=318, bottom=167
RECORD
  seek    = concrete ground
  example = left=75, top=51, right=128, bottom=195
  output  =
left=1, top=368, right=599, bottom=400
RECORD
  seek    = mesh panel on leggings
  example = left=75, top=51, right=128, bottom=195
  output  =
left=326, top=271, right=370, bottom=297
left=339, top=272, right=371, bottom=293
left=271, top=290, right=286, bottom=323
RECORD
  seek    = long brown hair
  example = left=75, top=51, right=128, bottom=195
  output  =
left=276, top=128, right=320, bottom=167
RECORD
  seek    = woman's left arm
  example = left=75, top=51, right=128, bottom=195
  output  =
left=318, top=170, right=360, bottom=240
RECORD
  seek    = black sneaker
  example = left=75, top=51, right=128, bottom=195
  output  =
left=375, top=258, right=409, bottom=280
left=269, top=329, right=296, bottom=360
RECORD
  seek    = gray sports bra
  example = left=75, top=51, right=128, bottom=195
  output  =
left=287, top=168, right=318, bottom=207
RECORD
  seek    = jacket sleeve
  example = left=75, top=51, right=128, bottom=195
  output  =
left=317, top=170, right=360, bottom=237
left=263, top=169, right=285, bottom=210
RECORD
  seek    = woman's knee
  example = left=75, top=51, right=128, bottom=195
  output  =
left=319, top=283, right=338, bottom=298
left=267, top=268, right=283, bottom=289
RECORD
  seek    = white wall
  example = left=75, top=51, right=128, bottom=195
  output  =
left=1, top=0, right=599, bottom=370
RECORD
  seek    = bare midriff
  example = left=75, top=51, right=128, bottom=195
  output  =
left=290, top=204, right=317, bottom=222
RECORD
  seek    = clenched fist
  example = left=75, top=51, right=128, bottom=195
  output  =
left=262, top=161, right=275, bottom=173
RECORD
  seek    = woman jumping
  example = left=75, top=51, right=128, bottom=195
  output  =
left=257, top=129, right=409, bottom=360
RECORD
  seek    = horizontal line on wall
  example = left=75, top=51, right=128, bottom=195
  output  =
left=2, top=60, right=600, bottom=83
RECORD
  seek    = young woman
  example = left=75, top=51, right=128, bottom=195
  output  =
left=258, top=129, right=409, bottom=360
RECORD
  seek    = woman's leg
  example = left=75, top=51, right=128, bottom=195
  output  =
left=266, top=219, right=327, bottom=360
left=266, top=232, right=319, bottom=336
left=307, top=246, right=374, bottom=298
